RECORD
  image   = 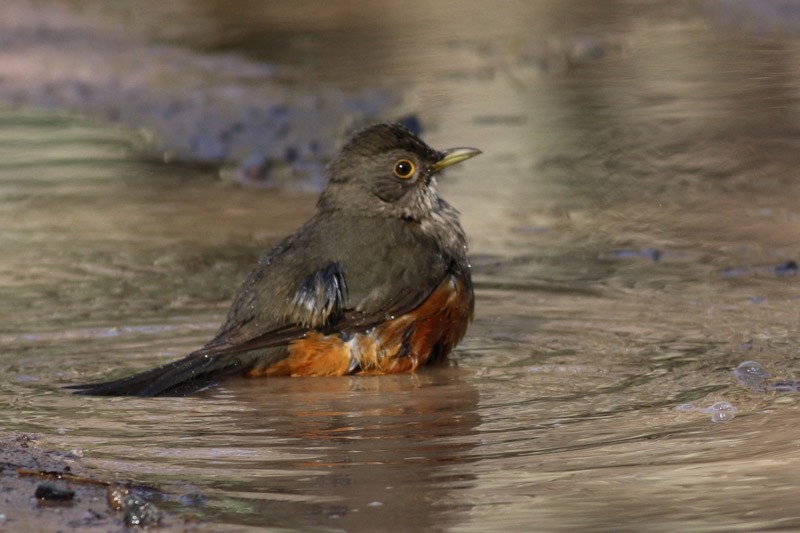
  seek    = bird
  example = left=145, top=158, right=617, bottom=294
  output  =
left=69, top=122, right=481, bottom=396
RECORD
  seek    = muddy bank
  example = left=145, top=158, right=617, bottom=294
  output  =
left=0, top=0, right=399, bottom=188
left=0, top=0, right=636, bottom=190
left=0, top=433, right=191, bottom=531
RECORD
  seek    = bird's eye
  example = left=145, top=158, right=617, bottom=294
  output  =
left=393, top=159, right=416, bottom=179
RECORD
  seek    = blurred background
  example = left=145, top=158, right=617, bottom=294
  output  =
left=2, top=0, right=800, bottom=531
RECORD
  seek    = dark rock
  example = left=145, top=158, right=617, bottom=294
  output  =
left=34, top=483, right=75, bottom=501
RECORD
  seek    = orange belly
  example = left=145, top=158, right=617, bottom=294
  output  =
left=245, top=275, right=473, bottom=378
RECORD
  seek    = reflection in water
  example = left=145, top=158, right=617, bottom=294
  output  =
left=206, top=372, right=481, bottom=530
left=3, top=0, right=800, bottom=531
left=12, top=370, right=481, bottom=530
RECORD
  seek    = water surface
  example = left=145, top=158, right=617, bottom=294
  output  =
left=3, top=1, right=800, bottom=531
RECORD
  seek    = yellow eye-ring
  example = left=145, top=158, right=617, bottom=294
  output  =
left=393, top=159, right=416, bottom=179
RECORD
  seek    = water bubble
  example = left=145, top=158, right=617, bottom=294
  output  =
left=704, top=402, right=736, bottom=423
left=711, top=411, right=736, bottom=423
left=734, top=361, right=769, bottom=388
left=704, top=401, right=736, bottom=413
left=676, top=401, right=737, bottom=422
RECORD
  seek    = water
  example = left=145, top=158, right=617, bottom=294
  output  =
left=4, top=1, right=800, bottom=531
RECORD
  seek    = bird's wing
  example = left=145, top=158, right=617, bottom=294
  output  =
left=196, top=215, right=456, bottom=358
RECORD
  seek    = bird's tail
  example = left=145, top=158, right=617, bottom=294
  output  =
left=66, top=350, right=269, bottom=397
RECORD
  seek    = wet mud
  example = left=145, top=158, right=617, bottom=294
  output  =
left=0, top=434, right=173, bottom=531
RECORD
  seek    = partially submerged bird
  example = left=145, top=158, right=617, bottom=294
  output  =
left=70, top=122, right=481, bottom=396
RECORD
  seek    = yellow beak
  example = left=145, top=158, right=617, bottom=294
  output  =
left=431, top=147, right=482, bottom=172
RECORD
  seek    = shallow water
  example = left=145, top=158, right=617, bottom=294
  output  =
left=4, top=0, right=800, bottom=531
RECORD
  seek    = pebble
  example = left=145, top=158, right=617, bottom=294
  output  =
left=123, top=494, right=161, bottom=527
left=34, top=483, right=75, bottom=501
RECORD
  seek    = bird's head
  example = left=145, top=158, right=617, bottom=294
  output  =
left=319, top=122, right=481, bottom=220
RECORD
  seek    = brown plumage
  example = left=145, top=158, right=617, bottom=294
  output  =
left=69, top=122, right=481, bottom=396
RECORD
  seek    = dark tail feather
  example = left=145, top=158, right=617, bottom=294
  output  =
left=67, top=352, right=257, bottom=397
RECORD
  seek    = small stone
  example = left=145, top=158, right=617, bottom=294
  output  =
left=107, top=486, right=128, bottom=510
left=35, top=483, right=75, bottom=501
left=123, top=494, right=161, bottom=527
